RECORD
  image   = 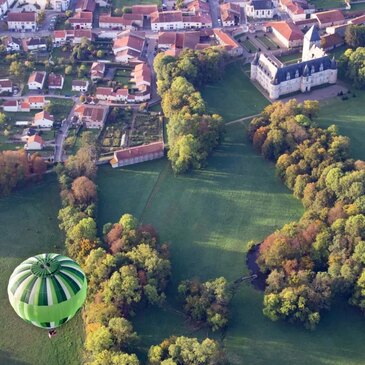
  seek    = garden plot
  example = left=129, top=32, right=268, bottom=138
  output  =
left=128, top=113, right=163, bottom=147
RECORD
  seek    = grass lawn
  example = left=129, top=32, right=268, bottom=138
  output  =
left=317, top=87, right=365, bottom=160
left=308, top=0, right=344, bottom=9
left=258, top=35, right=279, bottom=50
left=0, top=174, right=83, bottom=365
left=277, top=52, right=301, bottom=64
left=97, top=119, right=365, bottom=364
left=47, top=98, right=74, bottom=121
left=200, top=62, right=269, bottom=122
left=241, top=39, right=258, bottom=53
left=112, top=0, right=160, bottom=9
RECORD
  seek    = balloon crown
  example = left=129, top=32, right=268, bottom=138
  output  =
left=31, top=256, right=60, bottom=277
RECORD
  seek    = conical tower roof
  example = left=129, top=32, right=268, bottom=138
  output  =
left=305, top=25, right=320, bottom=42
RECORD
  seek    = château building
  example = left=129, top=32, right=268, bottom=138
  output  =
left=250, top=25, right=337, bottom=99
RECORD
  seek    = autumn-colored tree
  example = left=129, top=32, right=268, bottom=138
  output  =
left=72, top=176, right=97, bottom=206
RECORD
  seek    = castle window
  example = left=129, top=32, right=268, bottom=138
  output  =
left=311, top=65, right=315, bottom=73
left=295, top=70, right=299, bottom=78
left=286, top=72, right=290, bottom=80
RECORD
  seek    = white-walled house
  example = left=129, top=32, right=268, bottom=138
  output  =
left=33, top=111, right=54, bottom=128
left=245, top=0, right=275, bottom=19
left=0, top=79, right=13, bottom=94
left=2, top=36, right=21, bottom=52
left=25, top=134, right=44, bottom=150
left=72, top=80, right=89, bottom=92
left=7, top=12, right=37, bottom=31
left=28, top=71, right=46, bottom=90
left=28, top=96, right=47, bottom=109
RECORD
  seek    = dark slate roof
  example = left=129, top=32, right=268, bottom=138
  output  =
left=305, top=25, right=320, bottom=42
left=250, top=0, right=273, bottom=10
left=271, top=55, right=332, bottom=84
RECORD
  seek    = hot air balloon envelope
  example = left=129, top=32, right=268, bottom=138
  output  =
left=8, top=253, right=87, bottom=329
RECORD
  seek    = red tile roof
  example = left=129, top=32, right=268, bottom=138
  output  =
left=314, top=10, right=345, bottom=25
left=213, top=29, right=240, bottom=50
left=114, top=141, right=164, bottom=162
left=350, top=14, right=365, bottom=25
left=0, top=79, right=12, bottom=88
left=48, top=73, right=63, bottom=87
left=113, top=31, right=145, bottom=52
left=28, top=71, right=46, bottom=85
left=151, top=10, right=183, bottom=23
left=28, top=135, right=44, bottom=144
left=34, top=111, right=54, bottom=121
left=266, top=21, right=303, bottom=41
left=7, top=12, right=36, bottom=22
left=69, top=11, right=93, bottom=23
left=28, top=96, right=45, bottom=103
left=96, top=87, right=114, bottom=96
left=132, top=4, right=158, bottom=15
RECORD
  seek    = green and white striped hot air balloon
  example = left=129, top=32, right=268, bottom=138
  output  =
left=8, top=253, right=87, bottom=330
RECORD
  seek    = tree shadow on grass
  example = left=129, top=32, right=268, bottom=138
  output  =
left=0, top=350, right=30, bottom=365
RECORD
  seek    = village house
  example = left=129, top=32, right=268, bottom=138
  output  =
left=51, top=0, right=69, bottom=11
left=7, top=12, right=37, bottom=31
left=48, top=73, right=64, bottom=90
left=320, top=33, right=344, bottom=51
left=312, top=9, right=345, bottom=29
left=72, top=80, right=89, bottom=92
left=52, top=29, right=94, bottom=46
left=0, top=79, right=13, bottom=94
left=131, top=4, right=158, bottom=18
left=150, top=8, right=212, bottom=31
left=2, top=36, right=21, bottom=52
left=22, top=37, right=47, bottom=52
left=280, top=0, right=314, bottom=22
left=28, top=96, right=47, bottom=109
left=69, top=11, right=93, bottom=29
left=251, top=26, right=337, bottom=100
left=113, top=30, right=146, bottom=63
left=245, top=0, right=276, bottom=19
left=33, top=111, right=54, bottom=128
left=25, top=134, right=44, bottom=150
left=3, top=100, right=18, bottom=112
left=219, top=3, right=241, bottom=27
left=265, top=21, right=303, bottom=48
left=95, top=87, right=114, bottom=101
left=132, top=62, right=151, bottom=101
left=110, top=141, right=165, bottom=168
left=75, top=0, right=95, bottom=12
left=73, top=104, right=108, bottom=128
left=21, top=127, right=37, bottom=142
left=90, top=62, right=105, bottom=81
left=213, top=29, right=243, bottom=57
left=99, top=14, right=144, bottom=30
left=28, top=71, right=46, bottom=90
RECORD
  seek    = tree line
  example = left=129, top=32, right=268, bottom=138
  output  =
left=249, top=99, right=365, bottom=329
left=55, top=133, right=227, bottom=364
left=154, top=48, right=226, bottom=174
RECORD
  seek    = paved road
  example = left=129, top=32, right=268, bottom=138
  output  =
left=208, top=0, right=220, bottom=28
left=54, top=103, right=76, bottom=162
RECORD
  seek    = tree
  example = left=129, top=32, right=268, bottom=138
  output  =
left=96, top=50, right=105, bottom=58
left=86, top=350, right=139, bottom=365
left=345, top=25, right=365, bottom=48
left=148, top=336, right=226, bottom=364
left=78, top=64, right=88, bottom=78
left=65, top=65, right=73, bottom=75
left=168, top=134, right=201, bottom=174
left=0, top=113, right=7, bottom=126
left=85, top=326, right=113, bottom=353
left=178, top=277, right=232, bottom=331
left=108, top=317, right=138, bottom=350
left=38, top=10, right=46, bottom=23
left=9, top=61, right=24, bottom=77
left=71, top=176, right=97, bottom=206
left=119, top=214, right=138, bottom=231
left=65, top=145, right=97, bottom=179
left=68, top=217, right=97, bottom=243
left=114, top=8, right=123, bottom=15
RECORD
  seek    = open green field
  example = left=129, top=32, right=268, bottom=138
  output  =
left=308, top=0, right=344, bottom=9
left=112, top=0, right=160, bottom=10
left=201, top=63, right=269, bottom=122
left=317, top=88, right=365, bottom=160
left=0, top=174, right=83, bottom=365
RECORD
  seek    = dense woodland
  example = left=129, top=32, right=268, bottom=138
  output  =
left=249, top=99, right=365, bottom=329
left=154, top=48, right=226, bottom=174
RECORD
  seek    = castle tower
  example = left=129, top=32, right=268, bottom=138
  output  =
left=300, top=64, right=311, bottom=93
left=329, top=56, right=338, bottom=84
left=302, top=25, right=321, bottom=62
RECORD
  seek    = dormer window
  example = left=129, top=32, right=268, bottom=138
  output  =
left=319, top=63, right=323, bottom=71
left=295, top=70, right=299, bottom=78
left=311, top=65, right=315, bottom=73
left=286, top=72, right=290, bottom=80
